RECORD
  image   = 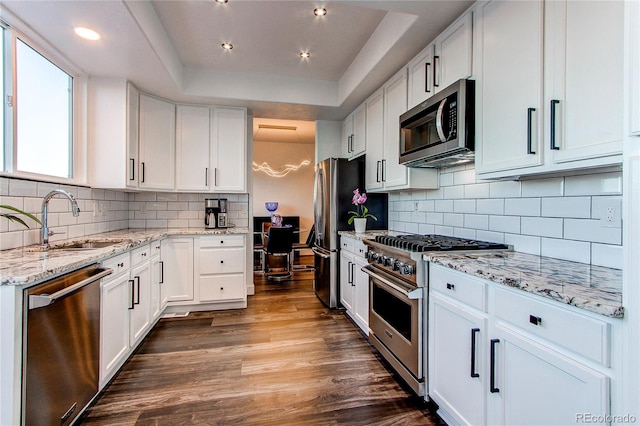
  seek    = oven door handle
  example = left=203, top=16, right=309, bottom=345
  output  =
left=362, top=266, right=423, bottom=300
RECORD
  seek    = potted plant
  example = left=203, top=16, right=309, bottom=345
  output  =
left=347, top=188, right=377, bottom=233
left=1, top=205, right=42, bottom=228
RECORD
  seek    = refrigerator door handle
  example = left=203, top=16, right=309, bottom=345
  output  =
left=312, top=246, right=331, bottom=259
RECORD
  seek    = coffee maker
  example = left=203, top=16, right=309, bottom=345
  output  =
left=205, top=198, right=228, bottom=229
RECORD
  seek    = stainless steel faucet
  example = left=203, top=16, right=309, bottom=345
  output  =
left=41, top=189, right=81, bottom=249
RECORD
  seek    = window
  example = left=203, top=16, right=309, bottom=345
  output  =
left=1, top=24, right=75, bottom=180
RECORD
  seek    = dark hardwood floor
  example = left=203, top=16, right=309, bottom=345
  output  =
left=81, top=256, right=442, bottom=425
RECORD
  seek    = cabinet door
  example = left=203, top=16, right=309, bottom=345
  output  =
left=100, top=273, right=131, bottom=386
left=476, top=0, right=544, bottom=174
left=488, top=325, right=609, bottom=426
left=434, top=11, right=473, bottom=91
left=408, top=45, right=435, bottom=108
left=129, top=261, right=151, bottom=346
left=429, top=292, right=486, bottom=426
left=351, top=104, right=366, bottom=158
left=211, top=107, right=246, bottom=192
left=365, top=89, right=384, bottom=190
left=126, top=82, right=139, bottom=189
left=631, top=0, right=640, bottom=136
left=547, top=0, right=623, bottom=163
left=162, top=237, right=194, bottom=302
left=383, top=69, right=409, bottom=190
left=176, top=105, right=210, bottom=191
left=339, top=250, right=354, bottom=312
left=150, top=255, right=162, bottom=320
left=342, top=115, right=354, bottom=158
left=139, top=94, right=176, bottom=190
left=353, top=255, right=370, bottom=332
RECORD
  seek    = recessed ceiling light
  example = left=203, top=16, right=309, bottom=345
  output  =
left=299, top=51, right=311, bottom=59
left=215, top=0, right=228, bottom=3
left=74, top=27, right=101, bottom=41
left=313, top=7, right=327, bottom=17
left=222, top=42, right=233, bottom=51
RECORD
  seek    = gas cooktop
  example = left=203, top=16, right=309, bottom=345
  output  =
left=372, top=234, right=510, bottom=252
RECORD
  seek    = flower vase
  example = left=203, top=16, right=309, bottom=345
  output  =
left=353, top=218, right=367, bottom=233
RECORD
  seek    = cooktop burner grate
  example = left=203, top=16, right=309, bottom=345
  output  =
left=373, top=234, right=509, bottom=252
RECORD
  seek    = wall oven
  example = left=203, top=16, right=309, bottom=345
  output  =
left=363, top=234, right=510, bottom=397
left=399, top=79, right=475, bottom=168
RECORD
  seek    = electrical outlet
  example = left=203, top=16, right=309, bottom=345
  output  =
left=601, top=200, right=621, bottom=228
left=141, top=203, right=148, bottom=214
left=93, top=202, right=101, bottom=217
left=414, top=202, right=419, bottom=212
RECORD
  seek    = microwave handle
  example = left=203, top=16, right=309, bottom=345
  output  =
left=435, top=98, right=448, bottom=142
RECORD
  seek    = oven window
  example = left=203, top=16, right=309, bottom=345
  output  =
left=371, top=282, right=412, bottom=341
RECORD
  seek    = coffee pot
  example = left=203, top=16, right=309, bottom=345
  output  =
left=205, top=198, right=228, bottom=229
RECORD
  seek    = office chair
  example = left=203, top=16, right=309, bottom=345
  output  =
left=263, top=226, right=294, bottom=280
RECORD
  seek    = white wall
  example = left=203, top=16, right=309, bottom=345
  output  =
left=252, top=141, right=315, bottom=243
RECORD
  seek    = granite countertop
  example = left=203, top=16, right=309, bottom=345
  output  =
left=0, top=227, right=249, bottom=288
left=425, top=251, right=623, bottom=318
left=338, top=230, right=398, bottom=241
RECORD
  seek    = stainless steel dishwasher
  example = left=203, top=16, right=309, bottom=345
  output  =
left=23, top=264, right=112, bottom=426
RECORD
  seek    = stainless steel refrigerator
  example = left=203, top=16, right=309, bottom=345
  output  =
left=312, top=157, right=387, bottom=308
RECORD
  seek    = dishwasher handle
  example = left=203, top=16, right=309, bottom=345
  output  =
left=29, top=267, right=113, bottom=310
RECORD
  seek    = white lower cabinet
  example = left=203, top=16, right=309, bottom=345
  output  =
left=198, top=235, right=246, bottom=303
left=162, top=237, right=195, bottom=303
left=100, top=244, right=156, bottom=388
left=339, top=236, right=369, bottom=334
left=149, top=239, right=166, bottom=321
left=428, top=264, right=616, bottom=426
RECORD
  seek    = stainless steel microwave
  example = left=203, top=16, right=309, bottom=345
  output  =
left=399, top=79, right=475, bottom=167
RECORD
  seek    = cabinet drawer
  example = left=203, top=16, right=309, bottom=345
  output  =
left=341, top=237, right=355, bottom=252
left=429, top=264, right=486, bottom=312
left=131, top=244, right=151, bottom=266
left=200, top=235, right=244, bottom=248
left=102, top=252, right=131, bottom=275
left=150, top=239, right=162, bottom=255
left=353, top=240, right=367, bottom=259
left=494, top=287, right=610, bottom=366
left=199, top=247, right=244, bottom=274
left=200, top=274, right=245, bottom=302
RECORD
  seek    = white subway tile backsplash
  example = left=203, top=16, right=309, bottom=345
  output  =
left=476, top=230, right=505, bottom=243
left=9, top=179, right=38, bottom=197
left=0, top=178, right=9, bottom=196
left=411, top=190, right=428, bottom=200
left=489, top=181, right=521, bottom=198
left=592, top=243, right=623, bottom=269
left=426, top=212, right=444, bottom=225
left=521, top=217, right=563, bottom=238
left=464, top=214, right=489, bottom=230
left=454, top=199, right=476, bottom=214
left=404, top=222, right=420, bottom=234
left=418, top=223, right=436, bottom=234
left=443, top=213, right=464, bottom=227
left=521, top=177, right=564, bottom=197
left=418, top=200, right=435, bottom=212
left=477, top=199, right=504, bottom=215
left=541, top=197, right=591, bottom=218
left=439, top=172, right=454, bottom=187
left=591, top=196, right=622, bottom=220
left=443, top=185, right=465, bottom=199
left=564, top=219, right=622, bottom=245
left=504, top=234, right=541, bottom=256
left=504, top=198, right=541, bottom=217
left=453, top=169, right=476, bottom=186
left=434, top=200, right=454, bottom=212
left=489, top=215, right=520, bottom=234
left=464, top=183, right=490, bottom=199
left=541, top=238, right=591, bottom=264
left=434, top=225, right=454, bottom=236
left=426, top=188, right=445, bottom=200
left=454, top=228, right=476, bottom=239
left=564, top=172, right=622, bottom=196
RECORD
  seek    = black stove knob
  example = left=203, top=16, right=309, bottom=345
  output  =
left=368, top=252, right=379, bottom=262
left=378, top=255, right=386, bottom=264
left=399, top=263, right=415, bottom=275
left=385, top=257, right=396, bottom=267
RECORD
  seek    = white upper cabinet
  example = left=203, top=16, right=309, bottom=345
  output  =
left=211, top=107, right=247, bottom=192
left=476, top=0, right=624, bottom=179
left=342, top=104, right=366, bottom=159
left=631, top=0, right=640, bottom=137
left=176, top=105, right=211, bottom=191
left=89, top=78, right=139, bottom=189
left=407, top=10, right=473, bottom=109
left=407, top=44, right=435, bottom=109
left=433, top=11, right=474, bottom=93
left=139, top=94, right=176, bottom=190
left=475, top=0, right=544, bottom=174
left=366, top=68, right=438, bottom=192
left=364, top=89, right=385, bottom=190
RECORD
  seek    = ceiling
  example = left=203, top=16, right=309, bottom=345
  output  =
left=1, top=0, right=473, bottom=127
